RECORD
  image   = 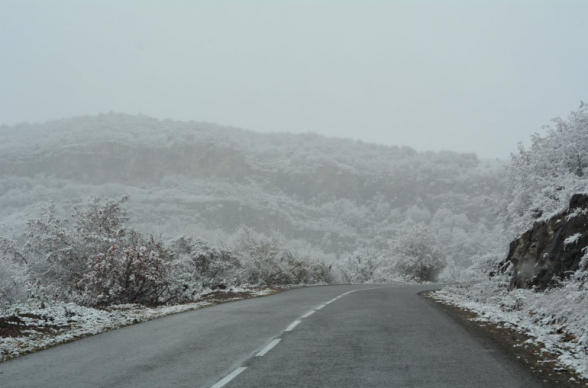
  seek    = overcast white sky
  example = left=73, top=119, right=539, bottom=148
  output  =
left=1, top=0, right=587, bottom=158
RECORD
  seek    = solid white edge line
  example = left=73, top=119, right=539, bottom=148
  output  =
left=256, top=339, right=281, bottom=357
left=302, top=310, right=315, bottom=318
left=210, top=367, right=247, bottom=388
left=285, top=320, right=301, bottom=331
left=316, top=304, right=326, bottom=310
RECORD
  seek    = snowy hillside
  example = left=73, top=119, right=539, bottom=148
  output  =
left=0, top=113, right=505, bottom=267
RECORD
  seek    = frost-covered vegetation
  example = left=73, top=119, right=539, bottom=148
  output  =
left=2, top=106, right=588, bottom=374
left=0, top=197, right=331, bottom=308
left=0, top=112, right=503, bottom=297
left=438, top=104, right=588, bottom=377
left=0, top=196, right=329, bottom=360
left=0, top=113, right=497, bottom=360
left=503, top=102, right=588, bottom=238
left=1, top=194, right=446, bottom=310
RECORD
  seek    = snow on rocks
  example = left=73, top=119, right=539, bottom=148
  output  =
left=564, top=233, right=582, bottom=247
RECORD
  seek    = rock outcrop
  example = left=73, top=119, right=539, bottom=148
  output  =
left=507, top=193, right=588, bottom=290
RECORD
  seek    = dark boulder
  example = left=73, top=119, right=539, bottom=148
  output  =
left=507, top=193, right=588, bottom=290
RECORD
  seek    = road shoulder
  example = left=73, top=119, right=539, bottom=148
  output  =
left=0, top=286, right=286, bottom=363
left=421, top=291, right=585, bottom=388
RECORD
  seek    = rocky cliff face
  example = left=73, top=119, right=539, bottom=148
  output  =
left=507, top=193, right=588, bottom=290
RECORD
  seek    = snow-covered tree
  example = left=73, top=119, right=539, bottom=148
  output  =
left=0, top=237, right=28, bottom=304
left=390, top=227, right=447, bottom=282
left=230, top=227, right=329, bottom=286
left=504, top=104, right=588, bottom=237
left=7, top=197, right=182, bottom=306
left=336, top=247, right=401, bottom=284
left=77, top=233, right=174, bottom=306
left=170, top=236, right=241, bottom=299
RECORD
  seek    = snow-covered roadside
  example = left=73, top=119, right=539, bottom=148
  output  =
left=0, top=287, right=275, bottom=362
left=433, top=282, right=588, bottom=380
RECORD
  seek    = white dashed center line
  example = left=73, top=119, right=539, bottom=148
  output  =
left=256, top=339, right=281, bottom=357
left=210, top=367, right=247, bottom=388
left=208, top=288, right=367, bottom=388
left=285, top=320, right=301, bottom=331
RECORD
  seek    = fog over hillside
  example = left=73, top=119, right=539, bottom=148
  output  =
left=0, top=113, right=506, bottom=268
left=3, top=1, right=587, bottom=378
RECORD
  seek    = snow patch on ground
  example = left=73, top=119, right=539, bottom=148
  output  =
left=434, top=282, right=588, bottom=379
left=0, top=287, right=274, bottom=362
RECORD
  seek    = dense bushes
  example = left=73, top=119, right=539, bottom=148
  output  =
left=0, top=238, right=27, bottom=304
left=78, top=236, right=174, bottom=306
left=338, top=228, right=448, bottom=283
left=390, top=227, right=447, bottom=282
left=170, top=236, right=241, bottom=301
left=338, top=249, right=391, bottom=284
left=336, top=232, right=448, bottom=284
left=0, top=195, right=454, bottom=308
left=5, top=197, right=178, bottom=306
left=230, top=227, right=331, bottom=286
left=0, top=198, right=335, bottom=307
left=0, top=192, right=457, bottom=309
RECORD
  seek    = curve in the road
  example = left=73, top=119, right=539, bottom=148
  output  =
left=0, top=285, right=548, bottom=388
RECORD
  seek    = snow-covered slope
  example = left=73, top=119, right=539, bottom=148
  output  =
left=0, top=113, right=505, bottom=264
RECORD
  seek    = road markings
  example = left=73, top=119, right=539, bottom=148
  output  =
left=210, top=367, right=247, bottom=388
left=285, top=320, right=301, bottom=331
left=209, top=288, right=368, bottom=388
left=256, top=339, right=281, bottom=357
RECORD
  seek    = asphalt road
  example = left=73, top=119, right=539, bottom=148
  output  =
left=0, top=284, right=545, bottom=388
